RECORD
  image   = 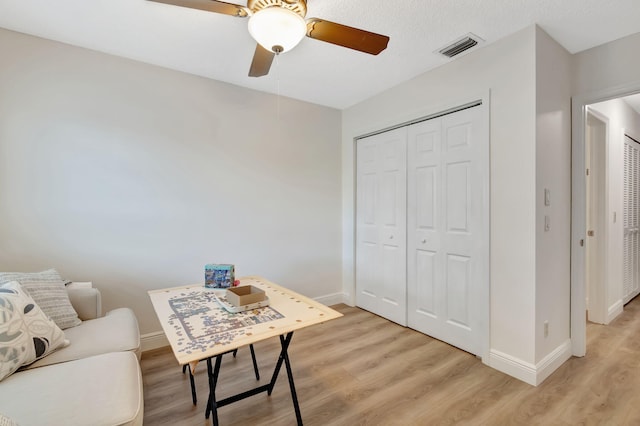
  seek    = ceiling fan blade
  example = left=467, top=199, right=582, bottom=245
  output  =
left=249, top=44, right=275, bottom=77
left=147, top=0, right=249, bottom=18
left=306, top=18, right=389, bottom=55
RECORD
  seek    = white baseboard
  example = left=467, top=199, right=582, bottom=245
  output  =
left=314, top=292, right=348, bottom=306
left=606, top=299, right=624, bottom=324
left=341, top=290, right=354, bottom=306
left=489, top=339, right=572, bottom=386
left=489, top=350, right=537, bottom=385
left=141, top=292, right=346, bottom=353
left=534, top=339, right=572, bottom=385
left=141, top=331, right=169, bottom=352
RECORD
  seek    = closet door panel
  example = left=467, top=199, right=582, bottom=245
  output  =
left=446, top=161, right=471, bottom=234
left=356, top=127, right=407, bottom=326
left=446, top=254, right=471, bottom=328
left=356, top=139, right=379, bottom=307
left=440, top=108, right=487, bottom=354
left=408, top=105, right=487, bottom=356
left=408, top=118, right=443, bottom=336
left=415, top=249, right=437, bottom=317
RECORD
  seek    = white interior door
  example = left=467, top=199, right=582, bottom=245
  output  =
left=407, top=106, right=488, bottom=356
left=623, top=134, right=640, bottom=304
left=585, top=112, right=607, bottom=323
left=355, top=127, right=407, bottom=325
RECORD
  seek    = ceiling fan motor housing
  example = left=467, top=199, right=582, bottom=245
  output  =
left=247, top=0, right=308, bottom=54
left=247, top=0, right=307, bottom=17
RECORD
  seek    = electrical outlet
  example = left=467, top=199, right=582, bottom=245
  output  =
left=544, top=321, right=549, bottom=338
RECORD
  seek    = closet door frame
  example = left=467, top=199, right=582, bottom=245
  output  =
left=353, top=96, right=491, bottom=362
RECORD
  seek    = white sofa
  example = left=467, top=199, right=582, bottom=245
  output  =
left=0, top=286, right=144, bottom=426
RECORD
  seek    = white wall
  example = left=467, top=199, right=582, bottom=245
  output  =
left=534, top=28, right=572, bottom=373
left=589, top=98, right=640, bottom=316
left=0, top=28, right=343, bottom=335
left=342, top=26, right=539, bottom=370
left=572, top=32, right=640, bottom=97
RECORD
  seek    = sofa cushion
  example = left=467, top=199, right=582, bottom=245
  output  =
left=0, top=351, right=143, bottom=426
left=0, top=281, right=67, bottom=381
left=25, top=307, right=141, bottom=369
left=0, top=269, right=81, bottom=329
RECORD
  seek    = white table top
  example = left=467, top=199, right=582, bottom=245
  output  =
left=148, top=276, right=343, bottom=365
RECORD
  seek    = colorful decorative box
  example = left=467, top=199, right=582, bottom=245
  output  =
left=204, top=264, right=235, bottom=289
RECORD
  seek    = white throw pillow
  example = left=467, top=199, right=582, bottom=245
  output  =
left=0, top=269, right=81, bottom=329
left=0, top=281, right=67, bottom=382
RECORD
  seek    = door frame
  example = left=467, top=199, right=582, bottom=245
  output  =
left=571, top=82, right=640, bottom=356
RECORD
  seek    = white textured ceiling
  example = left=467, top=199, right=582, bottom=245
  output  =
left=0, top=0, right=639, bottom=109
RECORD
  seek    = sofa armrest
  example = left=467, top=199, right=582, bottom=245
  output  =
left=67, top=287, right=102, bottom=320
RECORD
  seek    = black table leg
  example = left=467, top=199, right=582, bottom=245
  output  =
left=282, top=338, right=302, bottom=425
left=204, top=332, right=302, bottom=425
left=267, top=332, right=293, bottom=396
left=266, top=332, right=302, bottom=425
left=205, top=355, right=223, bottom=426
left=249, top=344, right=260, bottom=380
left=185, top=346, right=259, bottom=406
left=182, top=364, right=197, bottom=405
left=188, top=364, right=197, bottom=405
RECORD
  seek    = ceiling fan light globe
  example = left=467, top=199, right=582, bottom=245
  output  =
left=248, top=7, right=306, bottom=54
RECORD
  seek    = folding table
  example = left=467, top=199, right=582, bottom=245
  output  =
left=148, top=276, right=343, bottom=425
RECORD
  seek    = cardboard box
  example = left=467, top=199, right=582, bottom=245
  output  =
left=226, top=285, right=266, bottom=307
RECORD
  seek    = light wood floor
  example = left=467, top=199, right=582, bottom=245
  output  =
left=141, top=297, right=640, bottom=425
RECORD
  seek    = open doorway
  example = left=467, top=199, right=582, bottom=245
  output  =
left=572, top=90, right=640, bottom=356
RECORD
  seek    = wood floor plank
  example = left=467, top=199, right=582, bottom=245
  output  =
left=142, top=299, right=640, bottom=425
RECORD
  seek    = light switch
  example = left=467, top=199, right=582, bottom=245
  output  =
left=544, top=189, right=551, bottom=206
left=545, top=215, right=551, bottom=231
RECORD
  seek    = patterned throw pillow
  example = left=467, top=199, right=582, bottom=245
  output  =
left=0, top=281, right=67, bottom=382
left=0, top=269, right=81, bottom=329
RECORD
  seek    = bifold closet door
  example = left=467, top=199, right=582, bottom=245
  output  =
left=624, top=135, right=640, bottom=304
left=355, top=127, right=408, bottom=325
left=407, top=106, right=487, bottom=356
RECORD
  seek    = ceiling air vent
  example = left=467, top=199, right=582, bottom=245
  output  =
left=438, top=33, right=483, bottom=58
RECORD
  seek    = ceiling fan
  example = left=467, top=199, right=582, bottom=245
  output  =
left=147, top=0, right=390, bottom=77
